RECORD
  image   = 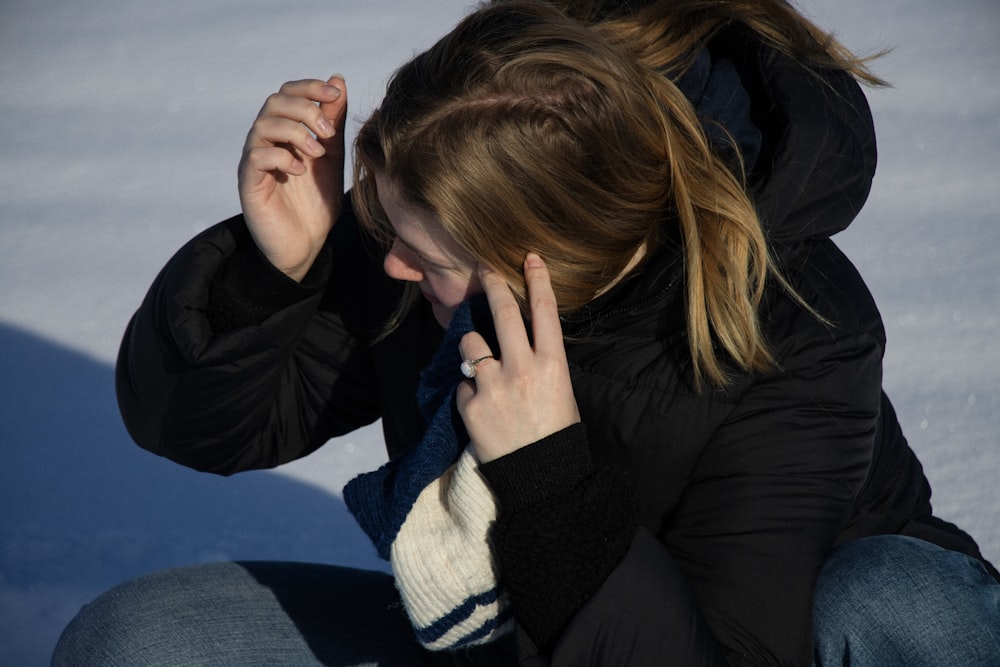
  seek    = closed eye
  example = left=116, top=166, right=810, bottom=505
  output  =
left=390, top=232, right=459, bottom=272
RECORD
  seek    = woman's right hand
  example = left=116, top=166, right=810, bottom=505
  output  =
left=238, top=76, right=348, bottom=282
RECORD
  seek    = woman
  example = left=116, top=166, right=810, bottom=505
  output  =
left=55, top=1, right=999, bottom=665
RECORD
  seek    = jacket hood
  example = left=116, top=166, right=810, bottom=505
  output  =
left=732, top=39, right=878, bottom=242
left=562, top=43, right=877, bottom=345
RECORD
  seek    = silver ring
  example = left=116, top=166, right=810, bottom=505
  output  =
left=460, top=355, right=494, bottom=379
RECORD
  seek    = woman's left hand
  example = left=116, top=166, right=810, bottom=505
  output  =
left=456, top=254, right=581, bottom=463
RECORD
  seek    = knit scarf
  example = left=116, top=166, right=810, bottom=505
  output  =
left=343, top=298, right=514, bottom=651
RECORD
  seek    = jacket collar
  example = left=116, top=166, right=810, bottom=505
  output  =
left=560, top=248, right=683, bottom=339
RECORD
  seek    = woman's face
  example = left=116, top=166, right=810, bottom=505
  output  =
left=375, top=172, right=482, bottom=328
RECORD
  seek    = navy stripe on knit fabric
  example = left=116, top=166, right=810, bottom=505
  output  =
left=414, top=586, right=514, bottom=647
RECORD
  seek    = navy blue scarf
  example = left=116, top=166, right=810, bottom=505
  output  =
left=343, top=297, right=494, bottom=559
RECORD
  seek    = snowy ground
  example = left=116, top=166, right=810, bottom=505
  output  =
left=1, top=1, right=998, bottom=664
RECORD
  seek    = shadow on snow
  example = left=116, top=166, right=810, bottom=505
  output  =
left=0, top=322, right=383, bottom=664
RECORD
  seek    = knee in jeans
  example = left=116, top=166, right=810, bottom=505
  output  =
left=814, top=535, right=905, bottom=612
left=813, top=534, right=1000, bottom=665
left=812, top=536, right=927, bottom=663
left=52, top=563, right=245, bottom=666
left=52, top=584, right=144, bottom=666
left=815, top=534, right=990, bottom=613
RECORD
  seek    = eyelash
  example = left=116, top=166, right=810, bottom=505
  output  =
left=420, top=258, right=453, bottom=273
left=386, top=231, right=453, bottom=273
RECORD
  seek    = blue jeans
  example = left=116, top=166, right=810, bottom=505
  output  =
left=813, top=535, right=1000, bottom=666
left=51, top=562, right=515, bottom=666
left=52, top=536, right=999, bottom=665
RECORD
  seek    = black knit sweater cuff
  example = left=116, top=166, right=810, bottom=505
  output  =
left=209, top=239, right=331, bottom=333
left=479, top=423, right=592, bottom=514
left=478, top=425, right=639, bottom=651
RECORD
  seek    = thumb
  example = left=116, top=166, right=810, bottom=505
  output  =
left=319, top=74, right=348, bottom=145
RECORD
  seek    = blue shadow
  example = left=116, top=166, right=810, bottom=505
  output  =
left=0, top=322, right=384, bottom=664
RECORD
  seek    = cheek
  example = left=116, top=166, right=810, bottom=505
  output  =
left=426, top=272, right=479, bottom=306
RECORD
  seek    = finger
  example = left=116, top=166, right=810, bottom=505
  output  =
left=523, top=253, right=565, bottom=359
left=479, top=266, right=531, bottom=363
left=242, top=145, right=306, bottom=177
left=317, top=75, right=348, bottom=145
left=248, top=116, right=327, bottom=159
left=258, top=84, right=341, bottom=140
left=276, top=78, right=345, bottom=107
left=455, top=377, right=475, bottom=415
left=455, top=332, right=492, bottom=419
left=458, top=331, right=494, bottom=362
left=458, top=331, right=498, bottom=379
left=255, top=96, right=334, bottom=143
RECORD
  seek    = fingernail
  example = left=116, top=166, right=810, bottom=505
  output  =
left=322, top=84, right=342, bottom=99
left=316, top=116, right=334, bottom=136
left=306, top=137, right=325, bottom=155
left=525, top=253, right=543, bottom=268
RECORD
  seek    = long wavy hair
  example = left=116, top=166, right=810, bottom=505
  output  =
left=543, top=0, right=885, bottom=85
left=353, top=0, right=876, bottom=388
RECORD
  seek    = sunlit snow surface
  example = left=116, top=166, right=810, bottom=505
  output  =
left=1, top=1, right=998, bottom=663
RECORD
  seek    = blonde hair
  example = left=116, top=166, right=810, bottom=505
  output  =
left=353, top=0, right=873, bottom=388
left=545, top=0, right=886, bottom=86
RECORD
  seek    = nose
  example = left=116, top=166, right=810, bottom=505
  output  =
left=383, top=239, right=424, bottom=282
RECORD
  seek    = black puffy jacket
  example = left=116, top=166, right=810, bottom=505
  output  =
left=116, top=40, right=995, bottom=666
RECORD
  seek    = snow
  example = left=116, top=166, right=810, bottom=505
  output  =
left=1, top=1, right=998, bottom=663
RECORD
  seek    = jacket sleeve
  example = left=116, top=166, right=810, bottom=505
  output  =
left=115, top=200, right=395, bottom=474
